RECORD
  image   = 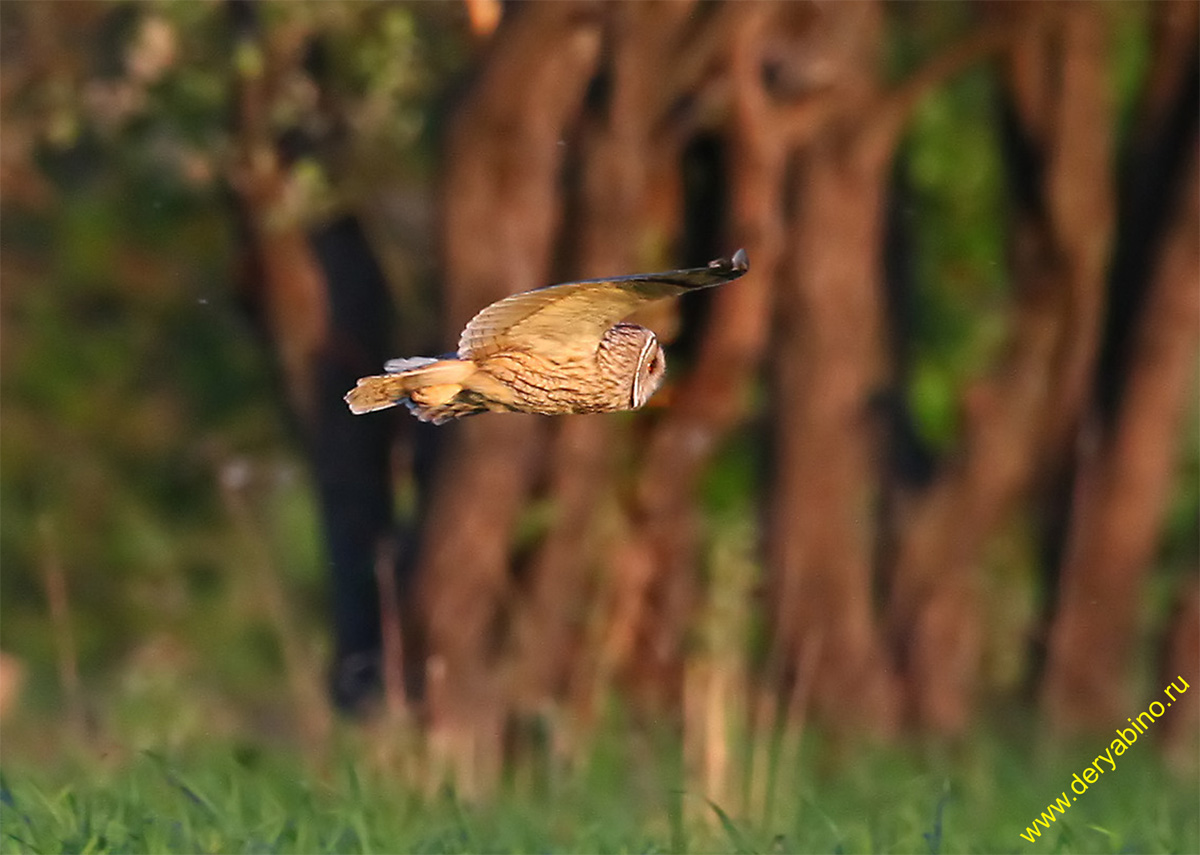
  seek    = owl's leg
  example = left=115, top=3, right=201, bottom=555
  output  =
left=409, top=384, right=463, bottom=409
left=406, top=388, right=500, bottom=423
left=409, top=370, right=516, bottom=422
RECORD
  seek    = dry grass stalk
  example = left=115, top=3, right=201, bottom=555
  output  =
left=38, top=515, right=85, bottom=737
left=682, top=657, right=710, bottom=830
left=374, top=534, right=406, bottom=720
left=746, top=680, right=775, bottom=823
left=219, top=460, right=331, bottom=753
left=773, top=632, right=820, bottom=821
left=0, top=651, right=24, bottom=721
left=745, top=630, right=819, bottom=827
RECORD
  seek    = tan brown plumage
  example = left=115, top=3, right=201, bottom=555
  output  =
left=345, top=249, right=749, bottom=423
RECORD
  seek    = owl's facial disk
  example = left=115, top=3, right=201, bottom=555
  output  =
left=631, top=333, right=666, bottom=409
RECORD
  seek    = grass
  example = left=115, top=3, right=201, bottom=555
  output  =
left=2, top=720, right=1196, bottom=854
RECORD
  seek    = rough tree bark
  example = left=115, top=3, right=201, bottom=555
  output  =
left=887, top=2, right=1114, bottom=734
left=765, top=0, right=901, bottom=737
left=226, top=1, right=397, bottom=714
left=601, top=1, right=791, bottom=714
left=1043, top=146, right=1198, bottom=731
left=419, top=1, right=602, bottom=796
left=759, top=2, right=1020, bottom=738
left=1040, top=1, right=1199, bottom=735
left=508, top=1, right=695, bottom=721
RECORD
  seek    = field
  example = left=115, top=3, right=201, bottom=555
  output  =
left=3, top=722, right=1196, bottom=854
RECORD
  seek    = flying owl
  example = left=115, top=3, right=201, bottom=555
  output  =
left=344, top=249, right=748, bottom=423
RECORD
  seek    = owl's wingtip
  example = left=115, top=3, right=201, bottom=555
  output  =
left=710, top=248, right=749, bottom=274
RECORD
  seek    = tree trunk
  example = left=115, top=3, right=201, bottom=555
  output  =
left=1159, top=580, right=1200, bottom=773
left=610, top=1, right=792, bottom=713
left=769, top=95, right=900, bottom=737
left=508, top=1, right=693, bottom=721
left=419, top=1, right=602, bottom=797
left=1039, top=0, right=1198, bottom=734
left=226, top=3, right=398, bottom=714
left=888, top=2, right=1114, bottom=734
left=1042, top=146, right=1198, bottom=731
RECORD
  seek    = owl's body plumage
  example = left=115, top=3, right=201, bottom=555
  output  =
left=345, top=250, right=748, bottom=423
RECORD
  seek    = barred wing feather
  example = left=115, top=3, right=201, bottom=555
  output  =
left=457, top=250, right=748, bottom=360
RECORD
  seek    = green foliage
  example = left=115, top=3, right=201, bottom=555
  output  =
left=1, top=1, right=279, bottom=701
left=883, top=1, right=1008, bottom=450
left=2, top=727, right=1196, bottom=854
left=902, top=63, right=1009, bottom=450
left=1106, top=1, right=1153, bottom=144
left=892, top=3, right=1164, bottom=452
left=0, top=0, right=465, bottom=717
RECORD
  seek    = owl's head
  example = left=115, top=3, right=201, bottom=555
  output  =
left=599, top=323, right=666, bottom=410
left=630, top=329, right=666, bottom=409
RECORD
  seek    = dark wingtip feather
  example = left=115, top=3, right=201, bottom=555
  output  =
left=708, top=249, right=749, bottom=275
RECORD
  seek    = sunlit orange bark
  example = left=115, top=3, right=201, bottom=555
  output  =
left=419, top=1, right=602, bottom=796
left=613, top=1, right=791, bottom=711
left=510, top=1, right=693, bottom=718
left=888, top=2, right=1114, bottom=734
left=1042, top=148, right=1198, bottom=731
left=765, top=1, right=901, bottom=737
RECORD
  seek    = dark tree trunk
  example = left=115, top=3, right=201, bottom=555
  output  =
left=226, top=2, right=399, bottom=714
left=888, top=2, right=1114, bottom=734
left=1040, top=0, right=1198, bottom=734
left=1043, top=145, right=1198, bottom=731
left=310, top=218, right=397, bottom=713
left=509, top=1, right=692, bottom=723
left=419, top=1, right=602, bottom=796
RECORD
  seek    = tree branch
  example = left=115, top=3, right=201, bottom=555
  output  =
left=862, top=20, right=1025, bottom=169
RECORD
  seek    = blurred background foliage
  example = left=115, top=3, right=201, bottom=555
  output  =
left=0, top=0, right=468, bottom=740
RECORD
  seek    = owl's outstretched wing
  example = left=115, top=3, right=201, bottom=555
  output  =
left=457, top=249, right=748, bottom=360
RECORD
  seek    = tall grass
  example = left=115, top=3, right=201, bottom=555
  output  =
left=3, top=717, right=1196, bottom=854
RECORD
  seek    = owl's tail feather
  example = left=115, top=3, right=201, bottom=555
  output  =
left=344, top=358, right=476, bottom=415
